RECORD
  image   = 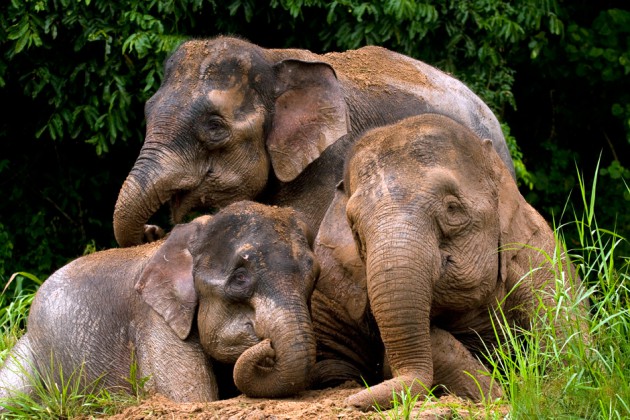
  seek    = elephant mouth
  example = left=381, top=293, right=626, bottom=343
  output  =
left=169, top=190, right=218, bottom=224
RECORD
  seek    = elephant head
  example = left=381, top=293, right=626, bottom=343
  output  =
left=136, top=201, right=319, bottom=397
left=113, top=36, right=348, bottom=247
left=327, top=114, right=564, bottom=409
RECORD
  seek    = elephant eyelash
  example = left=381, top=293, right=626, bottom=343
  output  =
left=224, top=267, right=255, bottom=301
left=197, top=115, right=231, bottom=146
left=440, top=196, right=471, bottom=232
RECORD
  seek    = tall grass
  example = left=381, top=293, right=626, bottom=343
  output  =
left=485, top=169, right=629, bottom=418
left=492, top=169, right=628, bottom=418
left=0, top=284, right=36, bottom=361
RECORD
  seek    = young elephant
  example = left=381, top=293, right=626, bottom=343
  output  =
left=0, top=201, right=318, bottom=405
left=311, top=114, right=582, bottom=409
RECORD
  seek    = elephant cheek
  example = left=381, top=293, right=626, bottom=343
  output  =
left=203, top=134, right=270, bottom=206
left=436, top=243, right=500, bottom=308
left=197, top=303, right=258, bottom=364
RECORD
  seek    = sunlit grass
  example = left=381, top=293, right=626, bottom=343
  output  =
left=0, top=349, right=148, bottom=418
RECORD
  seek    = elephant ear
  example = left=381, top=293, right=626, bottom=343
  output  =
left=484, top=140, right=543, bottom=285
left=268, top=59, right=349, bottom=183
left=136, top=219, right=207, bottom=340
left=314, top=183, right=367, bottom=322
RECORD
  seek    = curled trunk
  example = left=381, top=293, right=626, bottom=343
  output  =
left=233, top=304, right=316, bottom=397
left=113, top=171, right=164, bottom=247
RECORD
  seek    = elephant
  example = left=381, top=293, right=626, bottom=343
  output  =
left=309, top=114, right=583, bottom=410
left=112, top=36, right=517, bottom=248
left=0, top=201, right=319, bottom=406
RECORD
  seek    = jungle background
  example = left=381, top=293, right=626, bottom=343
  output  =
left=0, top=0, right=628, bottom=292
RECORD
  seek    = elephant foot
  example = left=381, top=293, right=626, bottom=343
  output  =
left=431, top=327, right=503, bottom=402
left=346, top=374, right=431, bottom=411
left=143, top=224, right=166, bottom=243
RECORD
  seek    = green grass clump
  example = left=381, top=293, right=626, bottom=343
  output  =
left=0, top=353, right=148, bottom=418
left=0, top=283, right=37, bottom=362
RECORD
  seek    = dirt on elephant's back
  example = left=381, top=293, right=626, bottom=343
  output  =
left=102, top=382, right=509, bottom=419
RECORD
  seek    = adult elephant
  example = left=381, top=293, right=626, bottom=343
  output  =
left=311, top=114, right=584, bottom=410
left=113, top=36, right=515, bottom=247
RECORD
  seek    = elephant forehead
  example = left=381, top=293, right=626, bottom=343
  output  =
left=166, top=45, right=257, bottom=91
left=200, top=52, right=253, bottom=83
left=205, top=82, right=255, bottom=118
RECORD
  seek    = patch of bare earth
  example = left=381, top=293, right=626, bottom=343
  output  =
left=102, top=382, right=509, bottom=419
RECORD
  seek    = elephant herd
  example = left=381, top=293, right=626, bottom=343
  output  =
left=0, top=36, right=584, bottom=411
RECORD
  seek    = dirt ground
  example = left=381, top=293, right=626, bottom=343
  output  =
left=104, top=382, right=508, bottom=419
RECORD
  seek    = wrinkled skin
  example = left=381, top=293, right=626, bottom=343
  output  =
left=0, top=202, right=318, bottom=405
left=310, top=114, right=583, bottom=410
left=113, top=36, right=516, bottom=247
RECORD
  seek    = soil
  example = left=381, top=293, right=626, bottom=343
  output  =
left=103, top=382, right=508, bottom=419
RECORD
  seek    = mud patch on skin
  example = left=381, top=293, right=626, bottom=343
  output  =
left=103, top=382, right=509, bottom=419
left=324, top=46, right=432, bottom=90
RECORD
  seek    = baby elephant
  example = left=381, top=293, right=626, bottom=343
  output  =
left=0, top=201, right=319, bottom=405
left=311, top=114, right=583, bottom=409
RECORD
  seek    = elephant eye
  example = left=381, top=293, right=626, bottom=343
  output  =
left=199, top=115, right=230, bottom=147
left=225, top=267, right=255, bottom=301
left=440, top=196, right=470, bottom=233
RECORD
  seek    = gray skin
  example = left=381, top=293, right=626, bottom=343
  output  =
left=0, top=202, right=319, bottom=405
left=112, top=36, right=516, bottom=248
left=310, top=114, right=583, bottom=410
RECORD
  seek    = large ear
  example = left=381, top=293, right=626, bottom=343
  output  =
left=314, top=183, right=367, bottom=322
left=268, top=59, right=349, bottom=183
left=483, top=140, right=549, bottom=285
left=135, top=218, right=210, bottom=340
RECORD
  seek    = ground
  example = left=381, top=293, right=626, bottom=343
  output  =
left=103, top=382, right=509, bottom=419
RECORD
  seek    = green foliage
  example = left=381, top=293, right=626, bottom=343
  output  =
left=2, top=0, right=194, bottom=155
left=511, top=4, right=630, bottom=243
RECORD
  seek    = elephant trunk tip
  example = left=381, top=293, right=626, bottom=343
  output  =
left=233, top=338, right=314, bottom=398
left=113, top=174, right=166, bottom=247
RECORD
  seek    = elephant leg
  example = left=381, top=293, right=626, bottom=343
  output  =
left=311, top=290, right=385, bottom=388
left=135, top=314, right=219, bottom=403
left=143, top=224, right=166, bottom=243
left=431, top=326, right=503, bottom=401
left=0, top=335, right=38, bottom=405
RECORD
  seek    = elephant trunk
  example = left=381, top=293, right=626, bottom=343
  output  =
left=113, top=145, right=190, bottom=247
left=233, top=301, right=316, bottom=397
left=348, top=215, right=438, bottom=409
